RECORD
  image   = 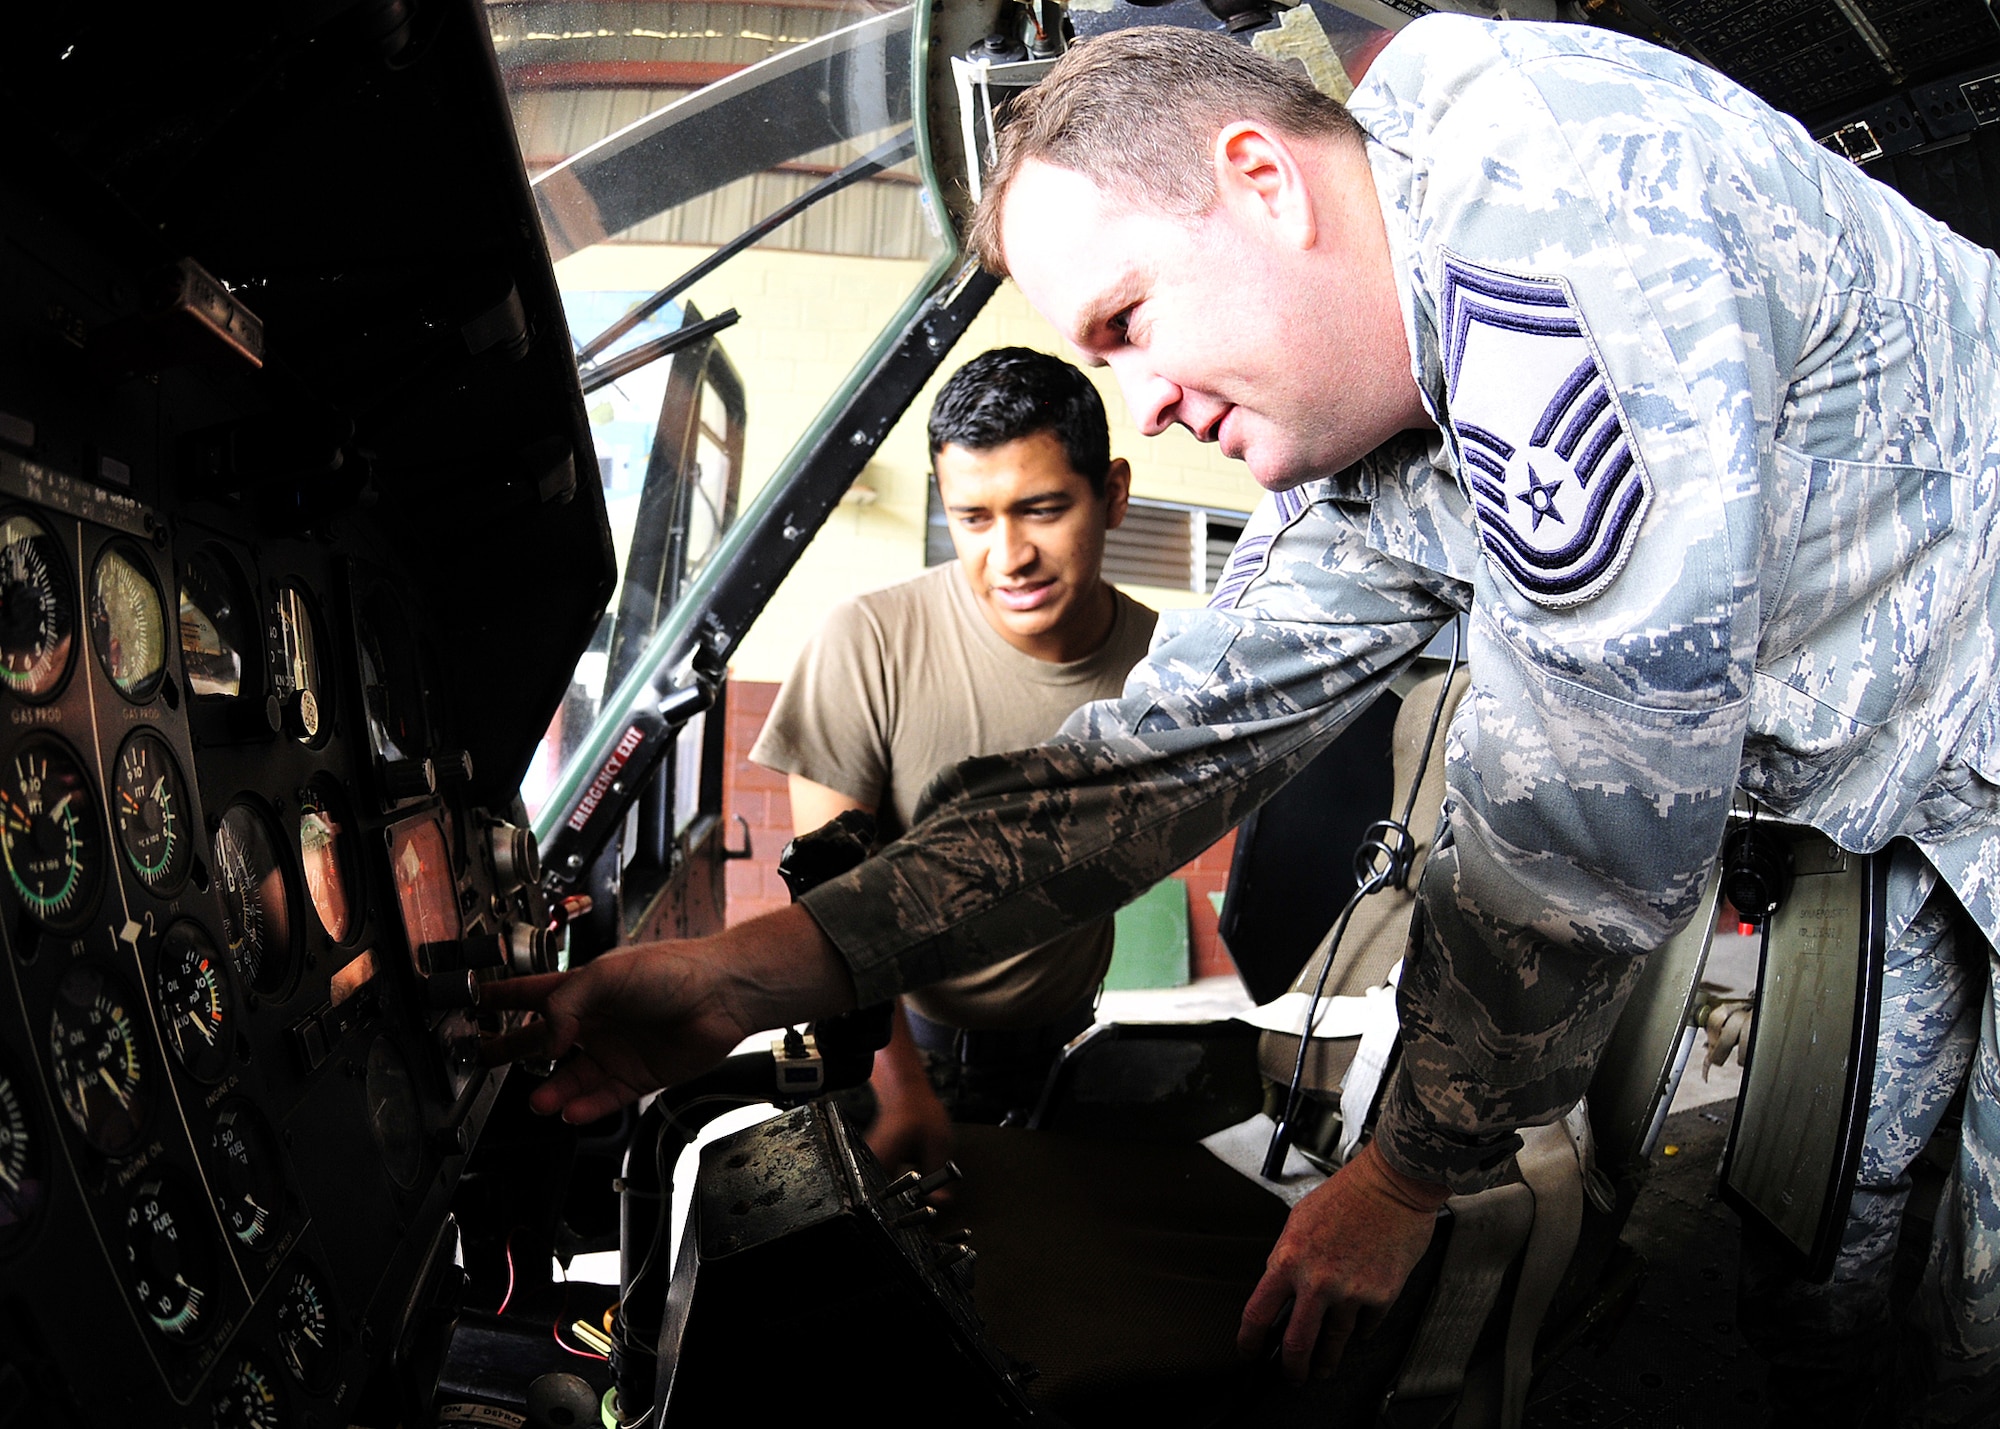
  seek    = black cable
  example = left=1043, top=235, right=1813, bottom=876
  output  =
left=1261, top=618, right=1465, bottom=1178
left=614, top=1092, right=764, bottom=1352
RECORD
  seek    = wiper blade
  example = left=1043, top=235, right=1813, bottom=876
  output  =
left=575, top=128, right=917, bottom=367
left=578, top=309, right=740, bottom=395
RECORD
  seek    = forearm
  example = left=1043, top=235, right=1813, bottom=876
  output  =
left=697, top=903, right=857, bottom=1033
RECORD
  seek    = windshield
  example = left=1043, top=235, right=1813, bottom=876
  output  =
left=492, top=0, right=951, bottom=819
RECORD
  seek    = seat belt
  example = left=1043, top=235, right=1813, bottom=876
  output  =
left=1388, top=1180, right=1535, bottom=1420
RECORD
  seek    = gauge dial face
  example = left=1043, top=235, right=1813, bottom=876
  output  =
left=298, top=789, right=352, bottom=944
left=364, top=1036, right=421, bottom=1190
left=211, top=1101, right=284, bottom=1250
left=389, top=816, right=458, bottom=974
left=90, top=543, right=167, bottom=702
left=180, top=549, right=253, bottom=700
left=0, top=513, right=74, bottom=702
left=274, top=1265, right=337, bottom=1390
left=269, top=586, right=325, bottom=745
left=214, top=803, right=293, bottom=995
left=155, top=921, right=232, bottom=1082
left=49, top=960, right=150, bottom=1155
left=122, top=1176, right=218, bottom=1342
left=114, top=731, right=191, bottom=894
left=356, top=589, right=425, bottom=765
left=211, top=1355, right=284, bottom=1429
left=0, top=1059, right=49, bottom=1248
left=0, top=736, right=104, bottom=932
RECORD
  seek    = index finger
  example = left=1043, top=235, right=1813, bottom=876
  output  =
left=1238, top=1267, right=1295, bottom=1357
left=475, top=970, right=570, bottom=1012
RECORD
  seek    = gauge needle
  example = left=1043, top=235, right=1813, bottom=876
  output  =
left=0, top=1159, right=19, bottom=1194
left=98, top=1066, right=132, bottom=1108
left=188, top=1011, right=216, bottom=1045
left=300, top=1320, right=324, bottom=1347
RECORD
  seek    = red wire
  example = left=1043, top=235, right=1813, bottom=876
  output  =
left=553, top=1320, right=609, bottom=1361
left=496, top=1234, right=516, bottom=1317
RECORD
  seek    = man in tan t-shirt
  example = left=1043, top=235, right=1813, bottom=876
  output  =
left=751, top=347, right=1157, bottom=1175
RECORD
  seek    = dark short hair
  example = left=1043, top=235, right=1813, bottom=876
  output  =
left=969, top=27, right=1359, bottom=272
left=927, top=347, right=1113, bottom=495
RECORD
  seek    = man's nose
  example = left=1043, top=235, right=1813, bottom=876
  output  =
left=991, top=517, right=1038, bottom=574
left=1114, top=360, right=1181, bottom=438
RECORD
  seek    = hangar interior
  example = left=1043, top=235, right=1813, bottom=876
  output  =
left=0, top=0, right=1988, bottom=1426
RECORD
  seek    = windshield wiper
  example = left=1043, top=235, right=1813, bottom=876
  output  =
left=574, top=128, right=918, bottom=367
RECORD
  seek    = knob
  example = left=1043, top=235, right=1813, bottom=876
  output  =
left=435, top=748, right=474, bottom=787
left=508, top=924, right=550, bottom=975
left=488, top=823, right=539, bottom=889
left=280, top=689, right=320, bottom=742
left=425, top=970, right=476, bottom=1010
left=460, top=933, right=506, bottom=970
left=382, top=757, right=435, bottom=801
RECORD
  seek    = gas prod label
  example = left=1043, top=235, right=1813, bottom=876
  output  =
left=568, top=724, right=647, bottom=832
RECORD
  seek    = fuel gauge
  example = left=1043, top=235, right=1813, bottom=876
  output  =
left=90, top=542, right=168, bottom=702
left=0, top=513, right=74, bottom=702
left=210, top=1101, right=285, bottom=1251
left=122, top=1175, right=219, bottom=1342
left=114, top=731, right=191, bottom=895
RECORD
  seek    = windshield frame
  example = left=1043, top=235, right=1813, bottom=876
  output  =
left=531, top=0, right=962, bottom=852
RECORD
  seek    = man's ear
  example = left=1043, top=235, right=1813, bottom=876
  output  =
left=1213, top=122, right=1318, bottom=249
left=1101, top=457, right=1132, bottom=530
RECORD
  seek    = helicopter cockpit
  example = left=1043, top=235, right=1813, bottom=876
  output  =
left=2, top=0, right=1995, bottom=1425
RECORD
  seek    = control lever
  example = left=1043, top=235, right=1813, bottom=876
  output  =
left=776, top=812, right=894, bottom=1087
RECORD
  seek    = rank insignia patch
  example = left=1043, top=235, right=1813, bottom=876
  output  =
left=1439, top=254, right=1651, bottom=609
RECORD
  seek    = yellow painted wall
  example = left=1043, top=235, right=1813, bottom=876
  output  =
left=553, top=244, right=1266, bottom=683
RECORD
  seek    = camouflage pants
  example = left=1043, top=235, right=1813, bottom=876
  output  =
left=1741, top=843, right=1997, bottom=1424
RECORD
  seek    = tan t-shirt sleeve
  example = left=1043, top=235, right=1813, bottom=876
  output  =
left=748, top=598, right=895, bottom=813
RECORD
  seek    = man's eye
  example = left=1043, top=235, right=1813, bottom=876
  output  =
left=1108, top=308, right=1133, bottom=336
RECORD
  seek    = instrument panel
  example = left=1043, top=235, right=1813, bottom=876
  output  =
left=0, top=459, right=555, bottom=1421
left=0, top=4, right=615, bottom=1423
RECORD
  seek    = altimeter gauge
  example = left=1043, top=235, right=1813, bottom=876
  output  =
left=214, top=802, right=294, bottom=995
left=0, top=735, right=104, bottom=932
left=0, top=513, right=74, bottom=702
left=115, top=731, right=191, bottom=894
left=90, top=541, right=168, bottom=702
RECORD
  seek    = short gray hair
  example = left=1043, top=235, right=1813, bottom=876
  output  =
left=968, top=26, right=1360, bottom=272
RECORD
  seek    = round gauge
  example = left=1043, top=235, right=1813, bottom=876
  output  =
left=0, top=736, right=105, bottom=932
left=49, top=959, right=150, bottom=1155
left=274, top=1264, right=338, bottom=1391
left=269, top=586, right=327, bottom=746
left=211, top=1101, right=284, bottom=1251
left=363, top=1036, right=421, bottom=1190
left=154, top=921, right=232, bottom=1082
left=298, top=787, right=354, bottom=944
left=211, top=1355, right=284, bottom=1429
left=90, top=542, right=168, bottom=702
left=180, top=548, right=254, bottom=700
left=121, top=1175, right=218, bottom=1342
left=114, top=730, right=192, bottom=894
left=356, top=589, right=425, bottom=765
left=0, top=1058, right=49, bottom=1249
left=214, top=802, right=294, bottom=995
left=0, top=513, right=74, bottom=702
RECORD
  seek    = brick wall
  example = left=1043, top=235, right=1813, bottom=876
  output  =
left=722, top=677, right=1239, bottom=981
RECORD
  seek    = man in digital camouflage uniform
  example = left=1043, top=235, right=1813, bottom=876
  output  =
left=489, top=16, right=1999, bottom=1418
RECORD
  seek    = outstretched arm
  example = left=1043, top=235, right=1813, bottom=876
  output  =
left=479, top=903, right=854, bottom=1122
